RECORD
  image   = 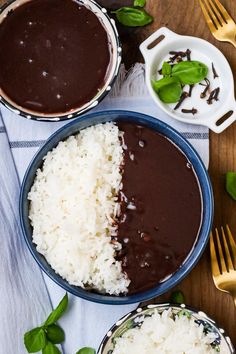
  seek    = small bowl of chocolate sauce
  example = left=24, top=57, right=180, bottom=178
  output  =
left=0, top=0, right=121, bottom=121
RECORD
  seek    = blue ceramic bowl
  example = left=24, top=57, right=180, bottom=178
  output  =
left=19, top=110, right=213, bottom=304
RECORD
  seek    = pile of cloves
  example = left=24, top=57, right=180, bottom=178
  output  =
left=199, top=65, right=220, bottom=105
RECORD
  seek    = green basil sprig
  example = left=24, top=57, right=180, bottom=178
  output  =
left=46, top=324, right=65, bottom=344
left=44, top=294, right=68, bottom=326
left=226, top=172, right=236, bottom=200
left=24, top=294, right=68, bottom=353
left=24, top=328, right=46, bottom=353
left=172, top=61, right=208, bottom=85
left=42, top=341, right=61, bottom=354
left=152, top=77, right=182, bottom=103
left=112, top=7, right=153, bottom=27
left=76, top=348, right=96, bottom=354
left=134, top=0, right=146, bottom=7
left=161, top=61, right=172, bottom=76
left=152, top=60, right=208, bottom=103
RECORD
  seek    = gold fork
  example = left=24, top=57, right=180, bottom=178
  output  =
left=210, top=225, right=236, bottom=306
left=199, top=0, right=236, bottom=47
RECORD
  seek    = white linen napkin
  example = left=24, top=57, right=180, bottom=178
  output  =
left=0, top=118, right=52, bottom=354
left=0, top=63, right=209, bottom=354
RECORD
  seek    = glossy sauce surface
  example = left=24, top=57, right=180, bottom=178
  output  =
left=116, top=123, right=202, bottom=294
left=0, top=0, right=111, bottom=114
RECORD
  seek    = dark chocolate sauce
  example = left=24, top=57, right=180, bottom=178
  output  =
left=0, top=0, right=111, bottom=114
left=117, top=123, right=202, bottom=294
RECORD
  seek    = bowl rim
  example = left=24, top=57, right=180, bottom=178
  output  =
left=97, top=302, right=235, bottom=353
left=19, top=110, right=214, bottom=304
left=0, top=0, right=121, bottom=121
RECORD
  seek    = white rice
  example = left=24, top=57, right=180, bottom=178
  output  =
left=28, top=122, right=130, bottom=295
left=112, top=309, right=226, bottom=354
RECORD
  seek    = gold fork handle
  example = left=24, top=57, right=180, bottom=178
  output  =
left=229, top=38, right=236, bottom=48
left=234, top=296, right=236, bottom=307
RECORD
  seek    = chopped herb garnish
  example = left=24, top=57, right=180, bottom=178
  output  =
left=177, top=309, right=191, bottom=318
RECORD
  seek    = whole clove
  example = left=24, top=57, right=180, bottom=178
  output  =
left=207, top=87, right=220, bottom=104
left=188, top=84, right=194, bottom=97
left=169, top=50, right=187, bottom=56
left=186, top=49, right=191, bottom=61
left=168, top=49, right=191, bottom=63
left=174, top=91, right=189, bottom=110
left=181, top=108, right=198, bottom=115
left=168, top=54, right=180, bottom=63
left=200, top=78, right=210, bottom=98
left=168, top=50, right=187, bottom=63
left=212, top=62, right=219, bottom=79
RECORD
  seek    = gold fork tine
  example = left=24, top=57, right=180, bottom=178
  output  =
left=199, top=0, right=217, bottom=32
left=203, top=0, right=222, bottom=28
left=208, top=0, right=225, bottom=25
left=213, top=0, right=234, bottom=22
left=226, top=225, right=236, bottom=265
left=199, top=0, right=236, bottom=47
left=221, top=226, right=234, bottom=271
left=215, top=228, right=227, bottom=273
left=210, top=232, right=220, bottom=276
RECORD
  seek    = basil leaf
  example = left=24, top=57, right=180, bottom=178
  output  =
left=177, top=309, right=191, bottom=318
left=134, top=0, right=146, bottom=7
left=46, top=324, right=65, bottom=344
left=24, top=327, right=46, bottom=353
left=44, top=293, right=68, bottom=326
left=172, top=61, right=208, bottom=85
left=112, top=7, right=153, bottom=27
left=170, top=290, right=185, bottom=304
left=226, top=172, right=236, bottom=200
left=76, top=348, right=96, bottom=354
left=162, top=61, right=172, bottom=76
left=152, top=77, right=182, bottom=103
left=42, top=341, right=61, bottom=354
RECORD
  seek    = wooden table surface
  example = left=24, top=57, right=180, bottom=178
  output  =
left=1, top=0, right=236, bottom=349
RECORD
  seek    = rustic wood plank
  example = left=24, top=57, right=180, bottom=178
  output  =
left=1, top=0, right=236, bottom=348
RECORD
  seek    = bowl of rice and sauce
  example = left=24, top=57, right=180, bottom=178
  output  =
left=20, top=110, right=213, bottom=304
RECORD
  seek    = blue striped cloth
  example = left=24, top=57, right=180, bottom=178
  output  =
left=0, top=64, right=209, bottom=354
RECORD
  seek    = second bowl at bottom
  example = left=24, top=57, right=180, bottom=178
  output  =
left=98, top=303, right=234, bottom=353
